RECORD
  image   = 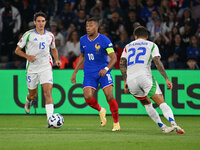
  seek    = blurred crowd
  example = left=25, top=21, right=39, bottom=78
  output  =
left=0, top=0, right=199, bottom=70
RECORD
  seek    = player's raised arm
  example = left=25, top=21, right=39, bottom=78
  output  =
left=153, top=56, right=173, bottom=90
left=15, top=46, right=36, bottom=62
left=51, top=48, right=61, bottom=67
left=71, top=53, right=85, bottom=83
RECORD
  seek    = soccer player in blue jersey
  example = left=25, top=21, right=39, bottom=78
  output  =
left=71, top=17, right=120, bottom=131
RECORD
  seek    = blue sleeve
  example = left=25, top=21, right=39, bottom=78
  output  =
left=80, top=38, right=84, bottom=53
left=103, top=36, right=113, bottom=49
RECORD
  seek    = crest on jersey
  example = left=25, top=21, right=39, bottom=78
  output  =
left=195, top=50, right=199, bottom=55
left=95, top=43, right=100, bottom=54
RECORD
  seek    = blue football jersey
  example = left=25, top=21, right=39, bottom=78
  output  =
left=80, top=33, right=113, bottom=73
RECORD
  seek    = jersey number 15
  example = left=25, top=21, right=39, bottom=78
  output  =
left=39, top=42, right=45, bottom=50
left=128, top=47, right=146, bottom=66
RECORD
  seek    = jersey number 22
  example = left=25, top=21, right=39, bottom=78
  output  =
left=128, top=47, right=146, bottom=66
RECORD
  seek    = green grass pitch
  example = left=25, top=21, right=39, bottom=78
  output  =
left=0, top=115, right=199, bottom=150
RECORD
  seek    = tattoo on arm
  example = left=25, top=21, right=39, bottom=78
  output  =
left=153, top=56, right=168, bottom=79
left=119, top=57, right=127, bottom=80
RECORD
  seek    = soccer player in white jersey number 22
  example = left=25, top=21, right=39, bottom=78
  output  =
left=120, top=26, right=184, bottom=134
left=15, top=12, right=61, bottom=127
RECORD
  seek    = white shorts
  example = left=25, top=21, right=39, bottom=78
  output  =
left=127, top=75, right=162, bottom=98
left=26, top=69, right=53, bottom=90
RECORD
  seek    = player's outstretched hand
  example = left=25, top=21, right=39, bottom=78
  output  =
left=71, top=72, right=77, bottom=83
left=99, top=69, right=107, bottom=77
left=27, top=55, right=36, bottom=62
left=56, top=60, right=62, bottom=67
left=166, top=78, right=173, bottom=90
left=124, top=80, right=129, bottom=94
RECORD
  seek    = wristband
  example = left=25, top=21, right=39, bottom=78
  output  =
left=104, top=67, right=109, bottom=71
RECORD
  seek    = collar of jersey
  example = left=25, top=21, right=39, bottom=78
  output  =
left=34, top=29, right=46, bottom=35
left=87, top=33, right=100, bottom=42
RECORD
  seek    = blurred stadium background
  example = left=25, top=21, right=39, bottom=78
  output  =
left=0, top=0, right=199, bottom=150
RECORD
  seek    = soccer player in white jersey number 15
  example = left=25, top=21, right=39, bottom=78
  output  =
left=120, top=26, right=184, bottom=134
left=15, top=11, right=61, bottom=127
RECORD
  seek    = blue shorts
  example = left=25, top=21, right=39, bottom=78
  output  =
left=83, top=71, right=113, bottom=90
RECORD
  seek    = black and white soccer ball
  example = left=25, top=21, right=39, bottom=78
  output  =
left=48, top=113, right=64, bottom=128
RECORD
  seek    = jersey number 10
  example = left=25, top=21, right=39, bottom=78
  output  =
left=88, top=53, right=94, bottom=60
left=128, top=47, right=146, bottom=66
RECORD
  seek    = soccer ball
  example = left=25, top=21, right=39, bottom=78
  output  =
left=48, top=113, right=64, bottom=128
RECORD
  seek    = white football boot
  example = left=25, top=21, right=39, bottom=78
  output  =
left=161, top=125, right=174, bottom=133
left=172, top=123, right=185, bottom=134
left=24, top=100, right=33, bottom=114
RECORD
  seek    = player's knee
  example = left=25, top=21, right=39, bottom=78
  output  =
left=140, top=99, right=151, bottom=105
left=106, top=95, right=114, bottom=102
left=84, top=93, right=93, bottom=100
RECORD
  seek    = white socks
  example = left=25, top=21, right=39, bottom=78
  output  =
left=144, top=103, right=164, bottom=127
left=45, top=104, right=54, bottom=120
left=159, top=103, right=175, bottom=125
left=100, top=107, right=104, bottom=112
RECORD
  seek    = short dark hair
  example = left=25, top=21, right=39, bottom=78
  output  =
left=187, top=56, right=197, bottom=62
left=134, top=26, right=149, bottom=38
left=87, top=17, right=99, bottom=24
left=33, top=11, right=47, bottom=21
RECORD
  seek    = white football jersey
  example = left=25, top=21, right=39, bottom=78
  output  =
left=121, top=38, right=160, bottom=80
left=17, top=29, right=56, bottom=73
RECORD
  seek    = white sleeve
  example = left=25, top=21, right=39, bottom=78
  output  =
left=121, top=46, right=128, bottom=59
left=152, top=43, right=161, bottom=58
left=50, top=34, right=56, bottom=49
left=17, top=32, right=29, bottom=48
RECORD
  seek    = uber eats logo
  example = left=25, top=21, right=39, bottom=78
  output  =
left=13, top=75, right=200, bottom=110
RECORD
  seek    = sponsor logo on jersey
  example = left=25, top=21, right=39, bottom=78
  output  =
left=34, top=38, right=38, bottom=41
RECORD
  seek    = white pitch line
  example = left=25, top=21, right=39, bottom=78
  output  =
left=0, top=128, right=90, bottom=130
left=0, top=128, right=38, bottom=130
